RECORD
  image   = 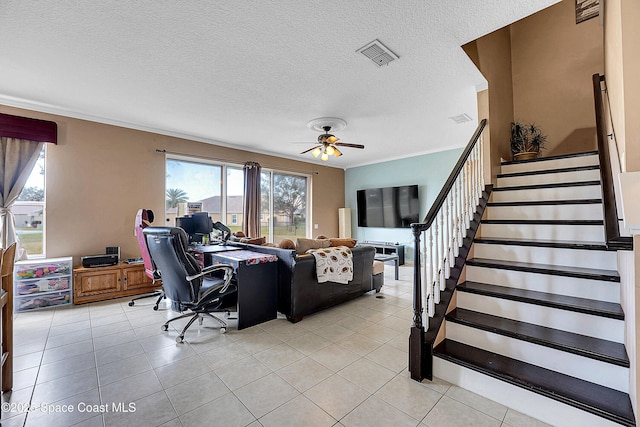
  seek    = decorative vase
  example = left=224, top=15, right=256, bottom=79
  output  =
left=513, top=151, right=538, bottom=161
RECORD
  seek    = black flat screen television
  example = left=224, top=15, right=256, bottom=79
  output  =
left=357, top=185, right=419, bottom=228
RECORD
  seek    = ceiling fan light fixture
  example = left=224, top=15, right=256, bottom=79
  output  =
left=311, top=147, right=322, bottom=158
left=320, top=152, right=329, bottom=161
left=326, top=145, right=335, bottom=156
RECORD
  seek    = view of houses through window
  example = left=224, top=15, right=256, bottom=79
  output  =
left=165, top=157, right=309, bottom=244
left=15, top=146, right=46, bottom=257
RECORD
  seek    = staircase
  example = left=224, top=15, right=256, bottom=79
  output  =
left=432, top=151, right=636, bottom=427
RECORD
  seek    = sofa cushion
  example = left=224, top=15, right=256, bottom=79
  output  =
left=296, top=238, right=330, bottom=254
left=329, top=238, right=357, bottom=248
left=278, top=239, right=296, bottom=250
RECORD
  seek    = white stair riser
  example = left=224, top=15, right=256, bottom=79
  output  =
left=498, top=168, right=600, bottom=187
left=465, top=265, right=619, bottom=303
left=472, top=243, right=617, bottom=270
left=491, top=185, right=601, bottom=202
left=446, top=322, right=628, bottom=392
left=456, top=292, right=624, bottom=342
left=478, top=223, right=605, bottom=242
left=433, top=358, right=623, bottom=427
left=500, top=155, right=599, bottom=174
left=485, top=203, right=602, bottom=221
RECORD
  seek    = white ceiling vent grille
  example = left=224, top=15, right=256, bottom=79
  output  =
left=356, top=39, right=399, bottom=67
left=449, top=113, right=472, bottom=124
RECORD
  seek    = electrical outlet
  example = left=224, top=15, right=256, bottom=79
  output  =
left=314, top=224, right=319, bottom=229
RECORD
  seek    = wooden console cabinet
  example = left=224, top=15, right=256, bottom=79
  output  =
left=73, top=262, right=158, bottom=304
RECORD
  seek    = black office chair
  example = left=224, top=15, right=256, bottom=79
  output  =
left=143, top=226, right=237, bottom=342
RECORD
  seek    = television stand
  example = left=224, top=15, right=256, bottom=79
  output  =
left=360, top=241, right=405, bottom=265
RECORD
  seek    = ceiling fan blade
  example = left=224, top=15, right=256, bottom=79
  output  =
left=334, top=142, right=365, bottom=149
left=300, top=145, right=321, bottom=154
left=333, top=147, right=343, bottom=157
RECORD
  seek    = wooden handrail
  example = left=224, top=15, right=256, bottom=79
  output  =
left=409, top=118, right=487, bottom=381
left=592, top=74, right=632, bottom=250
left=412, top=119, right=487, bottom=233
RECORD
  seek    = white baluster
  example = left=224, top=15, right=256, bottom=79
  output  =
left=439, top=209, right=446, bottom=291
left=421, top=230, right=428, bottom=307
left=443, top=195, right=450, bottom=279
left=433, top=216, right=440, bottom=305
left=450, top=191, right=458, bottom=259
left=479, top=136, right=485, bottom=189
left=428, top=227, right=435, bottom=317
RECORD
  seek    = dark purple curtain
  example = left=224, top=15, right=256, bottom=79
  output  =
left=243, top=162, right=262, bottom=238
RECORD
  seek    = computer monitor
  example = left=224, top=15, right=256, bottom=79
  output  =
left=192, top=212, right=213, bottom=236
left=175, top=216, right=195, bottom=235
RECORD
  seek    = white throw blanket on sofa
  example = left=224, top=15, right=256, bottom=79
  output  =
left=307, top=246, right=354, bottom=284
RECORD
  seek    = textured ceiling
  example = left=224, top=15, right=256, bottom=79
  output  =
left=0, top=0, right=559, bottom=168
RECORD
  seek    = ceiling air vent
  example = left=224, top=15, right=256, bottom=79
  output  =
left=356, top=39, right=399, bottom=67
left=449, top=113, right=472, bottom=124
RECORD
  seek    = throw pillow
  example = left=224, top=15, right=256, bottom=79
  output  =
left=242, top=236, right=266, bottom=245
left=329, top=238, right=357, bottom=248
left=296, top=238, right=331, bottom=254
left=278, top=239, right=296, bottom=250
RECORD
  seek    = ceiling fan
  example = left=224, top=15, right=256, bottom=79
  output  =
left=300, top=118, right=364, bottom=161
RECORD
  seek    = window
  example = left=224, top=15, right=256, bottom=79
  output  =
left=15, top=146, right=46, bottom=257
left=166, top=156, right=310, bottom=244
left=226, top=167, right=244, bottom=232
left=261, top=171, right=309, bottom=244
left=165, top=158, right=222, bottom=225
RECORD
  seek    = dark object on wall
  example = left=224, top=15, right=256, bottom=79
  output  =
left=357, top=185, right=419, bottom=228
left=576, top=0, right=599, bottom=24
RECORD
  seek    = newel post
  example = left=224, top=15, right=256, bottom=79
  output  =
left=409, top=225, right=429, bottom=380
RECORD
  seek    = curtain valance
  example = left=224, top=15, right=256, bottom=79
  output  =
left=0, top=113, right=57, bottom=144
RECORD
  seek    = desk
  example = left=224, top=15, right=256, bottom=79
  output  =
left=205, top=249, right=278, bottom=330
left=374, top=253, right=399, bottom=280
left=191, top=244, right=242, bottom=269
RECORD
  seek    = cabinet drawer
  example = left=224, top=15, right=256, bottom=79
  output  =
left=74, top=270, right=121, bottom=298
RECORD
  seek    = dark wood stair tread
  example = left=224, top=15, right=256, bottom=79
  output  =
left=433, top=339, right=635, bottom=426
left=501, top=151, right=598, bottom=166
left=458, top=281, right=624, bottom=319
left=487, top=198, right=601, bottom=206
left=466, top=258, right=620, bottom=283
left=498, top=164, right=599, bottom=178
left=481, top=219, right=603, bottom=225
left=474, top=237, right=612, bottom=251
left=447, top=308, right=628, bottom=366
left=493, top=180, right=600, bottom=192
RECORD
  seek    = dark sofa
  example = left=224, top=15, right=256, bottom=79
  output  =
left=230, top=243, right=378, bottom=322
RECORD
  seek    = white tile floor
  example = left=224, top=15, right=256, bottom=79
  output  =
left=1, top=266, right=551, bottom=427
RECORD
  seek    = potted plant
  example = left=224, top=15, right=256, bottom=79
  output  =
left=511, top=121, right=547, bottom=161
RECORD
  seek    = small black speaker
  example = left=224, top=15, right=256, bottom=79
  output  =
left=105, top=246, right=120, bottom=261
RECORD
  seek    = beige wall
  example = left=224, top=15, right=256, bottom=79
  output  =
left=464, top=0, right=604, bottom=163
left=0, top=105, right=345, bottom=265
left=464, top=27, right=514, bottom=183
left=604, top=0, right=640, bottom=416
left=605, top=0, right=640, bottom=172
left=511, top=0, right=603, bottom=156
